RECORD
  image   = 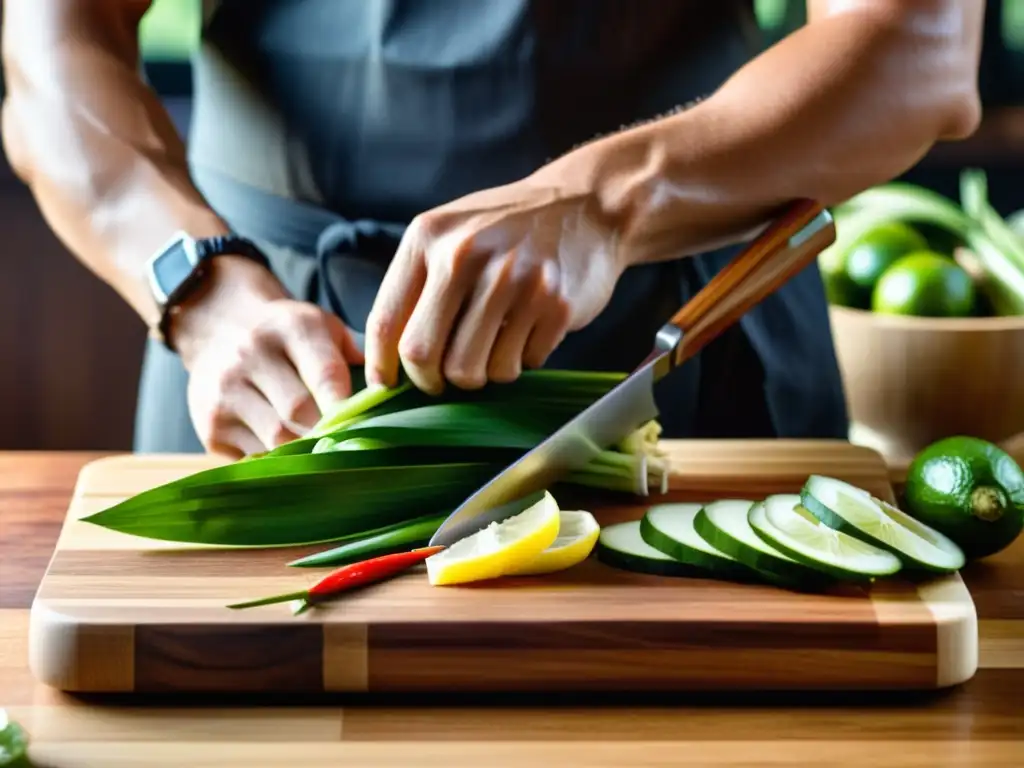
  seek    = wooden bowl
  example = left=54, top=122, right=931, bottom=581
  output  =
left=829, top=306, right=1024, bottom=464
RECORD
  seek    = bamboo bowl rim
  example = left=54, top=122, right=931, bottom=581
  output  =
left=829, top=305, right=1024, bottom=333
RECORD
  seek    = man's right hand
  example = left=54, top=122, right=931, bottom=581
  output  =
left=170, top=255, right=364, bottom=458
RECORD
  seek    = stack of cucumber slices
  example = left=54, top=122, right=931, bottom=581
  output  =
left=596, top=475, right=966, bottom=589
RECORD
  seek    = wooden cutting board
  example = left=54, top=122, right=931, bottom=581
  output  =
left=28, top=440, right=978, bottom=694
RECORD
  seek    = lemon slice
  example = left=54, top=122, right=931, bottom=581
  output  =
left=426, top=491, right=561, bottom=586
left=506, top=510, right=600, bottom=576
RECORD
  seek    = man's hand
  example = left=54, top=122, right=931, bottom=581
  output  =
left=172, top=256, right=363, bottom=458
left=363, top=178, right=624, bottom=393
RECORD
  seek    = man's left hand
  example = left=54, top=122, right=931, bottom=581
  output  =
left=364, top=178, right=624, bottom=393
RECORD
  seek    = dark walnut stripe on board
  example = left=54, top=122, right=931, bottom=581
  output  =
left=134, top=624, right=324, bottom=693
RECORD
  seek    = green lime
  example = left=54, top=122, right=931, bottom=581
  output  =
left=871, top=251, right=975, bottom=317
left=904, top=436, right=1024, bottom=559
left=0, top=709, right=29, bottom=767
left=821, top=222, right=930, bottom=309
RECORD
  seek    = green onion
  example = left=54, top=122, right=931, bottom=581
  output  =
left=287, top=513, right=447, bottom=567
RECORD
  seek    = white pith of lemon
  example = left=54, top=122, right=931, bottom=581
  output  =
left=426, top=492, right=563, bottom=586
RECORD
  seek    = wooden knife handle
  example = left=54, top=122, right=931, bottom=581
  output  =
left=667, top=199, right=835, bottom=366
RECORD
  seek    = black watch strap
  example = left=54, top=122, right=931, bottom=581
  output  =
left=148, top=232, right=271, bottom=352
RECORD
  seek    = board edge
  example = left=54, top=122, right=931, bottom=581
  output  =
left=916, top=573, right=979, bottom=688
left=28, top=598, right=135, bottom=692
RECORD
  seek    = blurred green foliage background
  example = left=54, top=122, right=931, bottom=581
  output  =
left=138, top=0, right=1024, bottom=59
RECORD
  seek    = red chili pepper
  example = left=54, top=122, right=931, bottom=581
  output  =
left=227, top=546, right=445, bottom=611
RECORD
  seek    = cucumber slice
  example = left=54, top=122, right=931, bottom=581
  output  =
left=693, top=500, right=830, bottom=589
left=640, top=503, right=753, bottom=579
left=595, top=520, right=704, bottom=577
left=750, top=494, right=903, bottom=581
left=801, top=475, right=966, bottom=573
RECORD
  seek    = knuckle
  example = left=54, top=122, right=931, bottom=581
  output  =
left=535, top=267, right=562, bottom=299
left=398, top=336, right=434, bottom=368
left=246, top=323, right=279, bottom=352
left=488, top=359, right=520, bottom=384
left=207, top=405, right=236, bottom=434
left=270, top=420, right=296, bottom=447
left=446, top=241, right=479, bottom=276
left=287, top=305, right=326, bottom=335
left=444, top=359, right=485, bottom=390
left=215, top=359, right=247, bottom=392
left=366, top=309, right=397, bottom=344
left=315, top=357, right=350, bottom=389
left=282, top=394, right=315, bottom=425
left=413, top=212, right=439, bottom=239
left=491, top=252, right=524, bottom=292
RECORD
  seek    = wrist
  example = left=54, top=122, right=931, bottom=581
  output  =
left=168, top=254, right=287, bottom=367
left=538, top=100, right=764, bottom=268
left=535, top=125, right=674, bottom=271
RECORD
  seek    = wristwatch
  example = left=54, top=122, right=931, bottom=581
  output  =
left=146, top=231, right=271, bottom=351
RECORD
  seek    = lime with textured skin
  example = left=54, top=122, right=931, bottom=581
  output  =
left=822, top=222, right=929, bottom=309
left=904, top=436, right=1024, bottom=559
left=872, top=251, right=976, bottom=317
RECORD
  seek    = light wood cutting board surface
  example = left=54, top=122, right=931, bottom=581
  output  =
left=28, top=440, right=977, bottom=694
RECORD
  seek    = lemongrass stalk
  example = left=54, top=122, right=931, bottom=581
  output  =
left=563, top=468, right=642, bottom=493
left=310, top=382, right=413, bottom=438
left=566, top=452, right=648, bottom=495
left=615, top=420, right=664, bottom=457
left=313, top=436, right=392, bottom=453
left=647, top=455, right=670, bottom=494
left=587, top=449, right=643, bottom=471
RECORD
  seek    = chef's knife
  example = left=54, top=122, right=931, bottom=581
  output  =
left=428, top=199, right=836, bottom=548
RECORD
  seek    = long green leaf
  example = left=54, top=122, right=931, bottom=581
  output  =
left=83, top=369, right=643, bottom=549
left=323, top=403, right=557, bottom=449
left=116, top=448, right=521, bottom=507
left=269, top=369, right=625, bottom=457
left=82, top=462, right=501, bottom=546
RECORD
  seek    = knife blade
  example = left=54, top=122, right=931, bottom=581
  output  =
left=428, top=200, right=836, bottom=548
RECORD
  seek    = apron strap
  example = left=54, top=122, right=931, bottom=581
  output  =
left=192, top=165, right=406, bottom=349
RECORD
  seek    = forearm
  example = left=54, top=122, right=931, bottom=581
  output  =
left=1, top=0, right=230, bottom=327
left=545, top=0, right=983, bottom=266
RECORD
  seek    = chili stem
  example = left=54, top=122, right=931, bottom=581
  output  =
left=226, top=590, right=311, bottom=610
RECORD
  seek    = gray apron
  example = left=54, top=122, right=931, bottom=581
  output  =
left=134, top=0, right=849, bottom=453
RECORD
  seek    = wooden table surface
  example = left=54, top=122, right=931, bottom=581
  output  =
left=1, top=452, right=1022, bottom=768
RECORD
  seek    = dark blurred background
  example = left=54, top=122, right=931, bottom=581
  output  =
left=2, top=0, right=1023, bottom=452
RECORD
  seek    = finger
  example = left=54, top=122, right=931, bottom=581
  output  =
left=232, top=382, right=302, bottom=450
left=398, top=256, right=475, bottom=395
left=248, top=348, right=321, bottom=433
left=442, top=253, right=523, bottom=389
left=489, top=259, right=569, bottom=382
left=281, top=308, right=354, bottom=414
left=523, top=299, right=571, bottom=370
left=487, top=293, right=543, bottom=383
left=207, top=421, right=266, bottom=459
left=365, top=227, right=427, bottom=388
